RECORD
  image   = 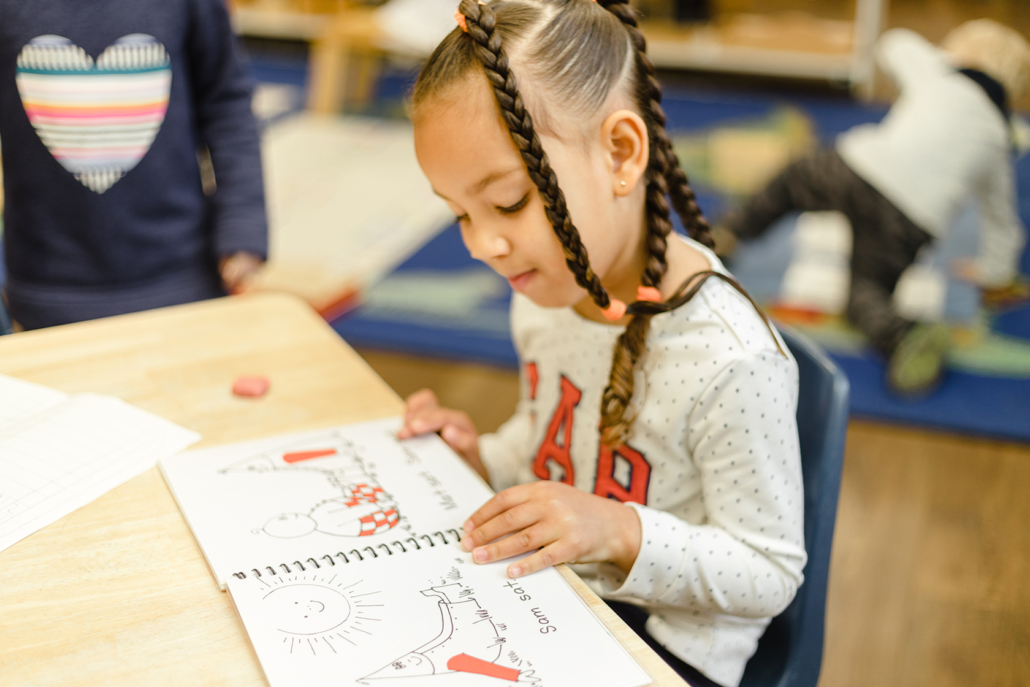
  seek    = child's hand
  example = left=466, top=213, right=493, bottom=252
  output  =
left=219, top=252, right=263, bottom=295
left=951, top=257, right=980, bottom=284
left=460, top=481, right=642, bottom=578
left=398, top=389, right=487, bottom=480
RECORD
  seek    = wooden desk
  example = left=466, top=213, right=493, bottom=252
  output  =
left=0, top=294, right=686, bottom=686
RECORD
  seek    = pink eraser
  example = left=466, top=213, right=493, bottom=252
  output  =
left=232, top=375, right=270, bottom=398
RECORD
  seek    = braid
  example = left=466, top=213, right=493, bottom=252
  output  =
left=599, top=314, right=652, bottom=447
left=642, top=151, right=673, bottom=288
left=459, top=0, right=612, bottom=310
left=599, top=135, right=676, bottom=445
left=599, top=0, right=714, bottom=250
left=599, top=180, right=677, bottom=444
left=592, top=0, right=667, bottom=444
left=663, top=139, right=715, bottom=249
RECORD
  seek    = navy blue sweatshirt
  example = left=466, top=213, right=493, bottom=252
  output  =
left=0, top=0, right=267, bottom=329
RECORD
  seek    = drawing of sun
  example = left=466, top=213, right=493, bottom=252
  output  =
left=266, top=583, right=351, bottom=634
left=257, top=572, right=383, bottom=655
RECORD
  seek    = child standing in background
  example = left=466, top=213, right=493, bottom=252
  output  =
left=0, top=0, right=267, bottom=330
left=720, top=21, right=1030, bottom=396
left=399, top=2, right=807, bottom=685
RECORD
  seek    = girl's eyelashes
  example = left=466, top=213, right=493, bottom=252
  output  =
left=497, top=193, right=530, bottom=215
left=451, top=193, right=528, bottom=224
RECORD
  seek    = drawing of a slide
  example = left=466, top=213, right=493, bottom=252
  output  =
left=361, top=583, right=523, bottom=683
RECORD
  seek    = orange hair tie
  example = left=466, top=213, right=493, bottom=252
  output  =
left=455, top=1, right=488, bottom=33
left=636, top=286, right=662, bottom=303
left=602, top=299, right=627, bottom=321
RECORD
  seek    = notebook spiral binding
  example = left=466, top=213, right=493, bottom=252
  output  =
left=232, top=528, right=464, bottom=580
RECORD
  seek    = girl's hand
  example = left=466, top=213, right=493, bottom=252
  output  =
left=398, top=389, right=488, bottom=481
left=460, top=481, right=642, bottom=578
left=219, top=252, right=263, bottom=295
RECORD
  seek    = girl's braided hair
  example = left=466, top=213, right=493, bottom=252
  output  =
left=413, top=0, right=778, bottom=447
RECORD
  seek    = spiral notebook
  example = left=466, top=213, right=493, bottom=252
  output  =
left=225, top=534, right=652, bottom=687
left=158, top=417, right=495, bottom=589
left=163, top=416, right=652, bottom=686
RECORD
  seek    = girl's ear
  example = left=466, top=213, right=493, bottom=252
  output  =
left=602, top=109, right=649, bottom=197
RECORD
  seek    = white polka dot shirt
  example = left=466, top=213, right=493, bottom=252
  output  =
left=479, top=240, right=807, bottom=687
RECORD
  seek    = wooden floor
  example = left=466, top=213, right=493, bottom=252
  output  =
left=824, top=422, right=1030, bottom=687
left=358, top=348, right=1030, bottom=687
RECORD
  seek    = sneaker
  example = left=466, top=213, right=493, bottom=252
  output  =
left=887, top=323, right=950, bottom=397
left=982, top=277, right=1030, bottom=309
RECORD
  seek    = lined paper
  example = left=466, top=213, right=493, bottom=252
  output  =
left=0, top=377, right=200, bottom=554
left=0, top=374, right=66, bottom=433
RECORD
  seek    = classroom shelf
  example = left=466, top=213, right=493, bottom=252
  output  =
left=232, top=6, right=330, bottom=40
left=231, top=0, right=887, bottom=109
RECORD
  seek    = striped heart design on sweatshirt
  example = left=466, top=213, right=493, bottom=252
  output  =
left=16, top=34, right=172, bottom=194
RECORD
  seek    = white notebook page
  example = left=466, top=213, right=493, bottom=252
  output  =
left=227, top=541, right=652, bottom=687
left=159, top=417, right=495, bottom=589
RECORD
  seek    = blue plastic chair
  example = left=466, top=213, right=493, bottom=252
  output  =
left=738, top=325, right=850, bottom=687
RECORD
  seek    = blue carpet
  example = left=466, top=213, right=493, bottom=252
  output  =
left=832, top=355, right=1030, bottom=439
left=333, top=86, right=1030, bottom=443
left=334, top=224, right=517, bottom=368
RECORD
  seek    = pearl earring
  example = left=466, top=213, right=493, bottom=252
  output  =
left=620, top=180, right=627, bottom=187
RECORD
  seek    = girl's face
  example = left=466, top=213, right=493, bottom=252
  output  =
left=414, top=76, right=645, bottom=314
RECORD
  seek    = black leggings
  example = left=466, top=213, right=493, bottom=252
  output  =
left=728, top=150, right=933, bottom=357
left=606, top=600, right=724, bottom=687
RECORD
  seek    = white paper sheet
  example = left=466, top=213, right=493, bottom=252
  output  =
left=0, top=374, right=66, bottom=433
left=0, top=382, right=201, bottom=554
left=227, top=541, right=652, bottom=687
left=159, top=417, right=495, bottom=588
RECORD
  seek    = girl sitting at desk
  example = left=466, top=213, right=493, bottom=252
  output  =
left=399, top=2, right=807, bottom=686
